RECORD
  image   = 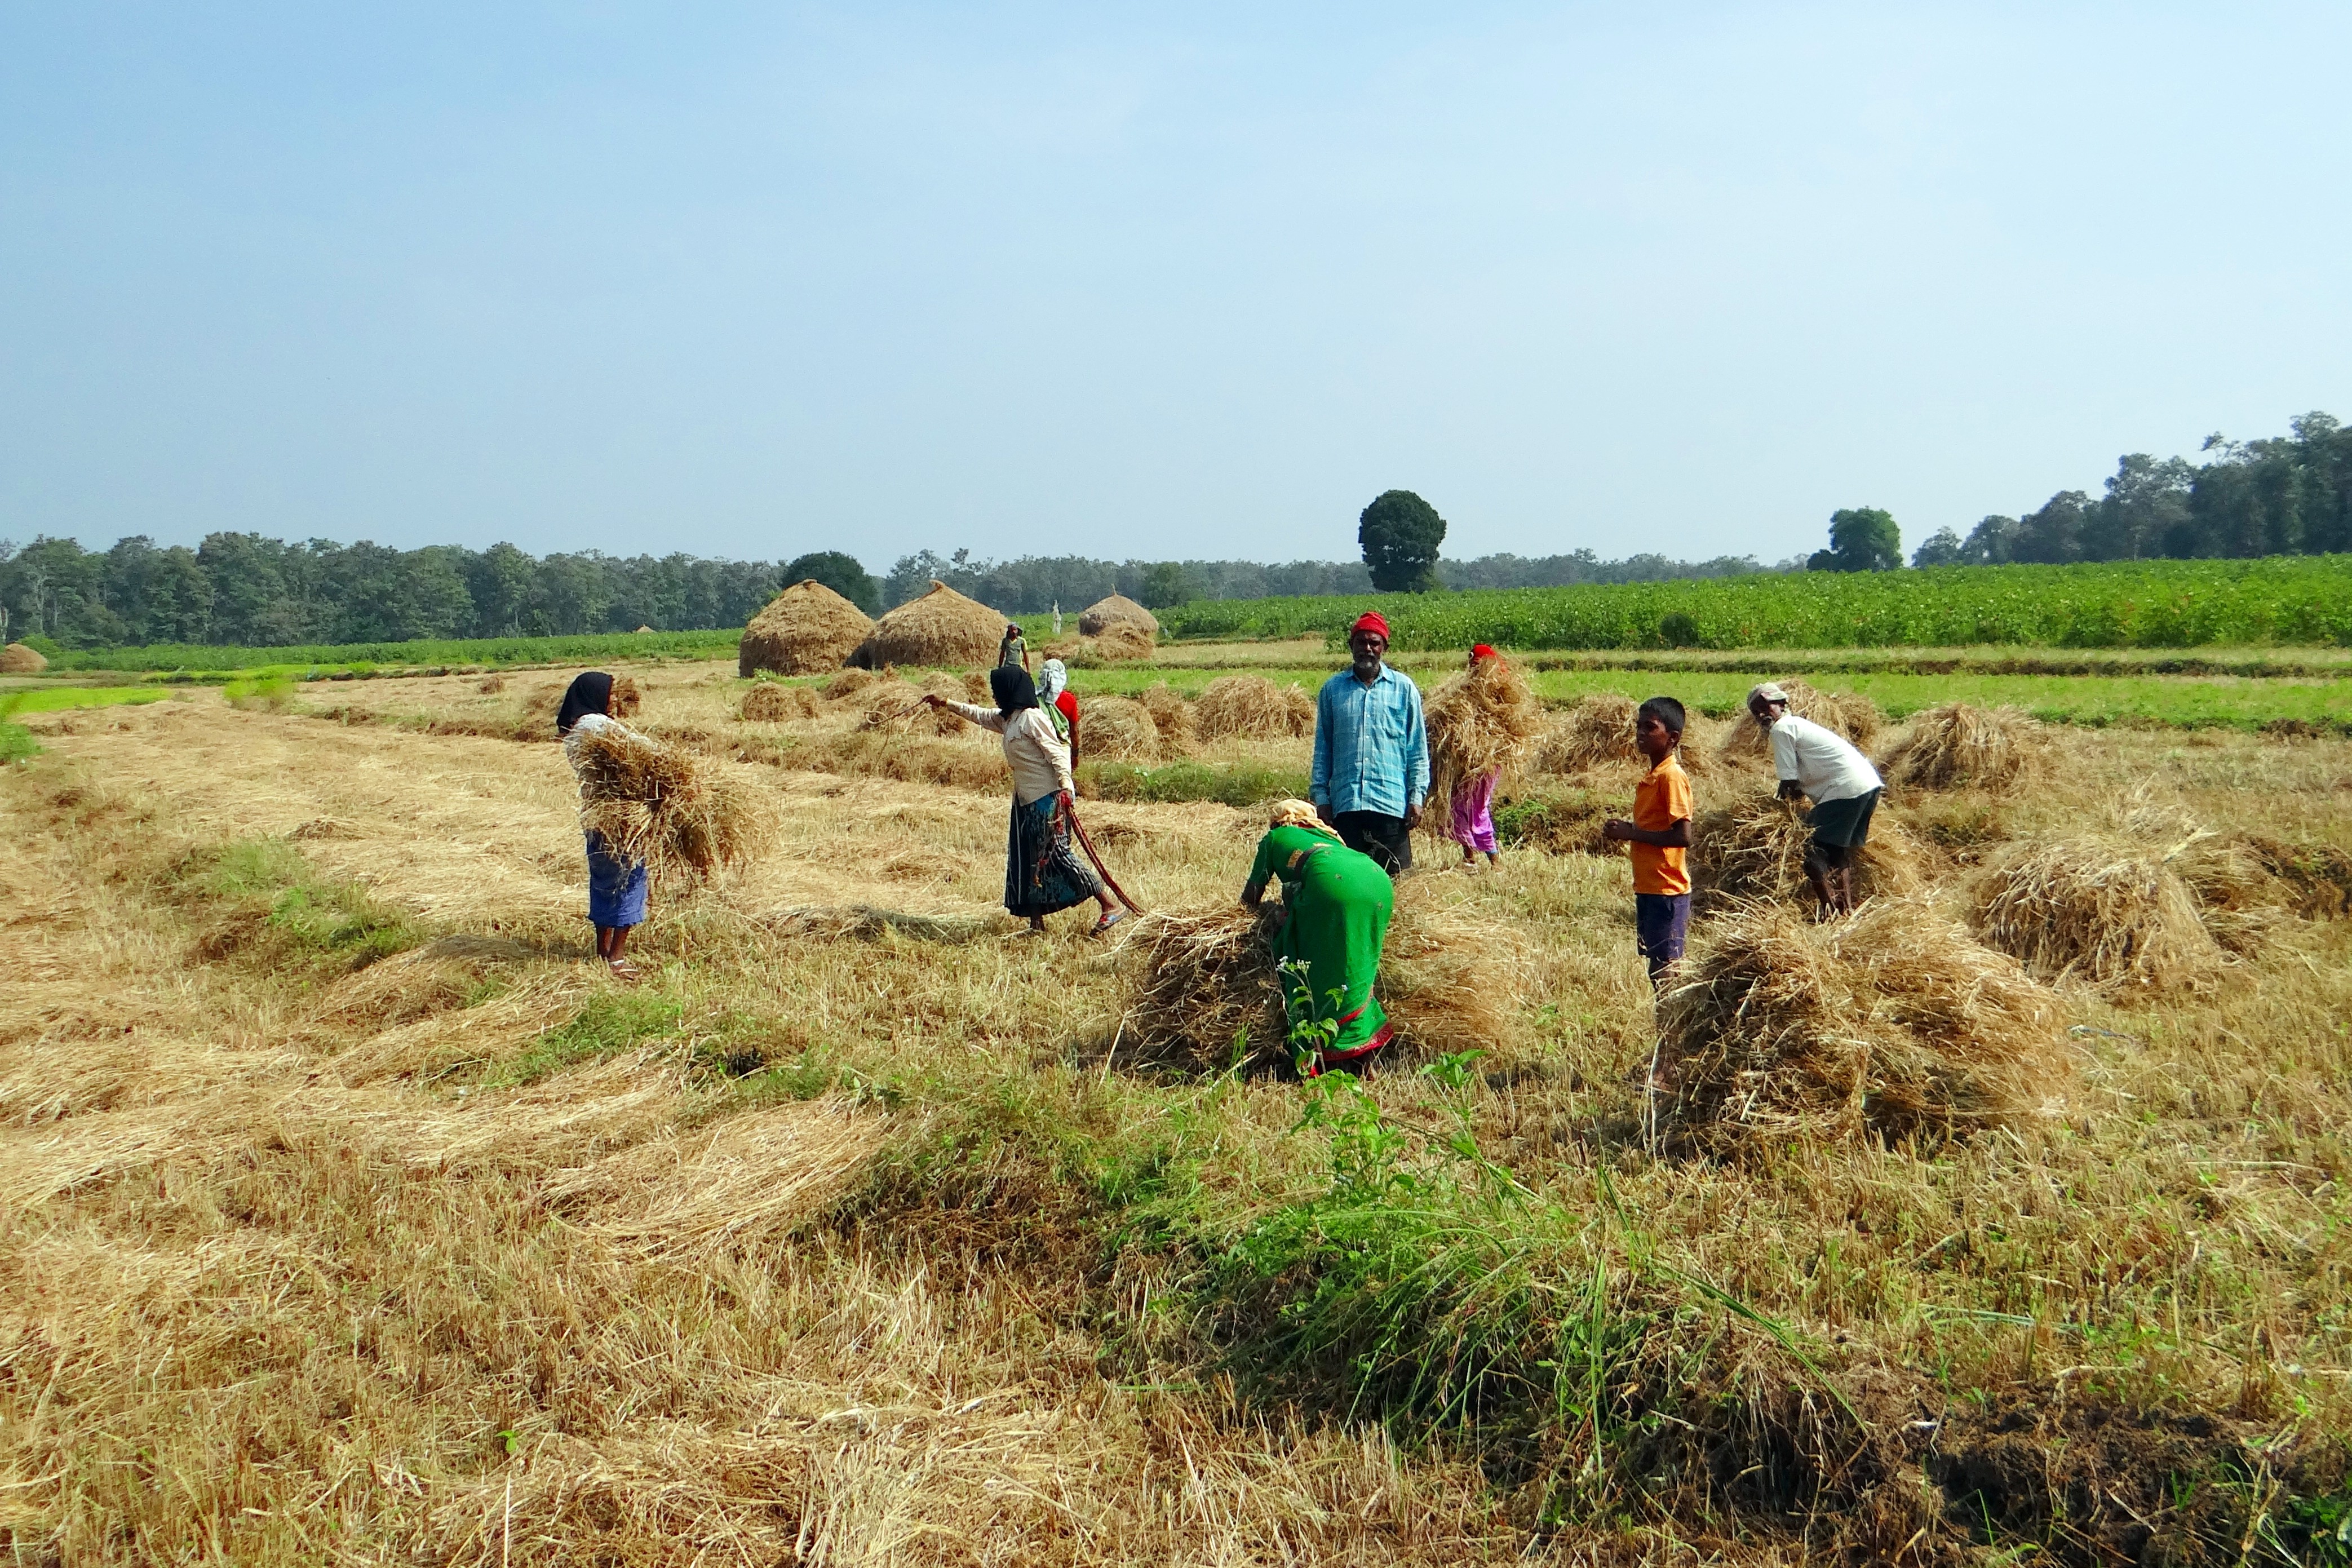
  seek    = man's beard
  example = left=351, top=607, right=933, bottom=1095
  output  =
left=1353, top=652, right=1381, bottom=678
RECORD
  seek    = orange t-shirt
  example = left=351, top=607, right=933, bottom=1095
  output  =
left=1630, top=752, right=1693, bottom=896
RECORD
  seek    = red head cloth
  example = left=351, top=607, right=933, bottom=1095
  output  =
left=1470, top=643, right=1499, bottom=661
left=1350, top=611, right=1391, bottom=640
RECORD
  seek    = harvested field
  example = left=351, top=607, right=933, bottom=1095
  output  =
left=1689, top=790, right=1927, bottom=908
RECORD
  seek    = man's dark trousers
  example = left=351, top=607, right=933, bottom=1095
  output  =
left=1334, top=811, right=1412, bottom=875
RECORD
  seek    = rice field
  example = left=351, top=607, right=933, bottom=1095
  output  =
left=6, top=655, right=2352, bottom=1563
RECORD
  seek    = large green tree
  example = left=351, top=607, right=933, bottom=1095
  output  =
left=1138, top=561, right=1195, bottom=609
left=1358, top=490, right=1447, bottom=592
left=1808, top=507, right=1902, bottom=572
left=784, top=551, right=879, bottom=614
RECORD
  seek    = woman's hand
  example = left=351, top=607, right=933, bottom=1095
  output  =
left=922, top=693, right=947, bottom=709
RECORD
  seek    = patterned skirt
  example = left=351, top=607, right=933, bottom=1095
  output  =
left=1005, top=793, right=1101, bottom=917
left=585, top=831, right=649, bottom=928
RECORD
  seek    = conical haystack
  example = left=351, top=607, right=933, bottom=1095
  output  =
left=738, top=581, right=874, bottom=677
left=1, top=643, right=46, bottom=674
left=853, top=581, right=1008, bottom=669
left=1079, top=593, right=1159, bottom=637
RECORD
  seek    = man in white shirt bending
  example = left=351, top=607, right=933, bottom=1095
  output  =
left=1746, top=682, right=1884, bottom=919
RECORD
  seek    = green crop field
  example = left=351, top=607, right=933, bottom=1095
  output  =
left=1159, top=554, right=2352, bottom=649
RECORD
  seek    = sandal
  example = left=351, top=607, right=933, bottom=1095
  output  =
left=1089, top=910, right=1126, bottom=937
left=606, top=958, right=642, bottom=981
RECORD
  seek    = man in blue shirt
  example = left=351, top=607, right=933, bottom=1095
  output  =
left=1310, top=610, right=1429, bottom=874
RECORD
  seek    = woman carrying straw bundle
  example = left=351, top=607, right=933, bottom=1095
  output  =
left=1242, top=799, right=1397, bottom=1077
left=1442, top=644, right=1517, bottom=869
left=925, top=667, right=1123, bottom=936
left=557, top=671, right=649, bottom=978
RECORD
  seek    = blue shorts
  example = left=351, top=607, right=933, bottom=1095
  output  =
left=1636, top=892, right=1691, bottom=982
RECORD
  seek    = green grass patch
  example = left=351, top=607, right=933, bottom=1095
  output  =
left=0, top=685, right=182, bottom=713
left=183, top=838, right=420, bottom=969
left=493, top=991, right=686, bottom=1087
left=1082, top=759, right=1310, bottom=807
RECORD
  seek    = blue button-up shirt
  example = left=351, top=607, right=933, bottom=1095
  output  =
left=1310, top=663, right=1429, bottom=819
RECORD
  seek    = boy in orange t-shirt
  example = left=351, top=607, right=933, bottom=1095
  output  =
left=1604, top=697, right=1694, bottom=989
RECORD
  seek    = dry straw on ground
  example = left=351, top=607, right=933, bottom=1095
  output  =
left=1424, top=655, right=1543, bottom=808
left=1193, top=675, right=1315, bottom=741
left=738, top=579, right=874, bottom=677
left=1088, top=620, right=1157, bottom=660
left=1691, top=792, right=1926, bottom=909
left=1533, top=694, right=1637, bottom=773
left=1969, top=832, right=2224, bottom=992
left=1659, top=897, right=2069, bottom=1149
left=738, top=681, right=818, bottom=723
left=852, top=581, right=1008, bottom=669
left=1, top=641, right=46, bottom=674
left=821, top=667, right=888, bottom=702
left=1878, top=702, right=2048, bottom=794
left=1078, top=593, right=1159, bottom=637
left=572, top=725, right=762, bottom=883
left=1716, top=680, right=1881, bottom=767
left=1079, top=694, right=1161, bottom=762
left=1136, top=684, right=1193, bottom=751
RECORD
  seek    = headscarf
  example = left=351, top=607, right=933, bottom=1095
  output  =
left=1037, top=659, right=1068, bottom=704
left=556, top=671, right=614, bottom=736
left=1268, top=798, right=1341, bottom=839
left=1471, top=643, right=1500, bottom=662
left=989, top=665, right=1039, bottom=715
left=1350, top=610, right=1392, bottom=640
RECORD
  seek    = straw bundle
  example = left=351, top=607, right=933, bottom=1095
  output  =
left=738, top=580, right=874, bottom=677
left=1534, top=694, right=1638, bottom=773
left=852, top=581, right=1007, bottom=669
left=1969, top=835, right=2223, bottom=993
left=572, top=725, right=762, bottom=883
left=1, top=642, right=46, bottom=674
left=1080, top=695, right=1161, bottom=762
left=1659, top=897, right=2068, bottom=1150
left=2246, top=835, right=2352, bottom=920
left=1716, top=680, right=1879, bottom=767
left=1691, top=793, right=1925, bottom=908
left=1078, top=593, right=1159, bottom=637
left=1088, top=620, right=1157, bottom=660
left=1137, top=684, right=1193, bottom=751
left=1113, top=879, right=1514, bottom=1071
left=1194, top=675, right=1315, bottom=741
left=1425, top=655, right=1543, bottom=807
left=477, top=674, right=506, bottom=694
left=821, top=668, right=888, bottom=702
left=738, top=681, right=817, bottom=723
left=856, top=675, right=967, bottom=736
left=1878, top=703, right=2048, bottom=794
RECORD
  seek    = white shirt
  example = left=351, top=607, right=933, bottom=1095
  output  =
left=949, top=702, right=1075, bottom=806
left=562, top=711, right=644, bottom=772
left=1769, top=712, right=1881, bottom=804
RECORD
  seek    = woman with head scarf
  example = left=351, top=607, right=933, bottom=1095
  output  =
left=1449, top=645, right=1508, bottom=870
left=1242, top=798, right=1396, bottom=1076
left=556, top=671, right=650, bottom=978
left=925, top=666, right=1122, bottom=934
left=1036, top=658, right=1080, bottom=764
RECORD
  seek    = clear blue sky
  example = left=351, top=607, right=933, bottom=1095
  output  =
left=3, top=2, right=2347, bottom=569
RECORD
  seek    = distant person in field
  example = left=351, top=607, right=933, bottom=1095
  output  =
left=556, top=671, right=649, bottom=979
left=1243, top=799, right=1397, bottom=1077
left=997, top=623, right=1029, bottom=671
left=1037, top=658, right=1080, bottom=764
left=1604, top=697, right=1694, bottom=989
left=1446, top=644, right=1509, bottom=871
left=925, top=666, right=1122, bottom=936
left=1309, top=611, right=1429, bottom=875
left=1747, top=681, right=1884, bottom=918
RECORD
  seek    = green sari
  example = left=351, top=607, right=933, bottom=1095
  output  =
left=1247, top=824, right=1396, bottom=1070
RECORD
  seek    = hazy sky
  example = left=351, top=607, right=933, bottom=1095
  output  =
left=4, top=3, right=2347, bottom=569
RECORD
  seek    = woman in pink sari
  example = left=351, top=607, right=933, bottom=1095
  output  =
left=1447, top=645, right=1508, bottom=869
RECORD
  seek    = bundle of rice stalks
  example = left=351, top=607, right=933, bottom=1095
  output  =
left=1660, top=897, right=2068, bottom=1150
left=1532, top=694, right=1637, bottom=773
left=1691, top=793, right=1925, bottom=909
left=2123, top=813, right=2289, bottom=955
left=609, top=676, right=643, bottom=716
left=738, top=681, right=817, bottom=723
left=1194, top=674, right=1315, bottom=741
left=2245, top=835, right=2352, bottom=920
left=476, top=674, right=506, bottom=694
left=1112, top=879, right=1516, bottom=1071
left=1877, top=702, right=2048, bottom=794
left=851, top=580, right=1008, bottom=668
left=820, top=667, right=888, bottom=702
left=1715, top=680, right=1879, bottom=767
left=572, top=725, right=763, bottom=883
left=1424, top=655, right=1543, bottom=805
left=1969, top=834, right=2223, bottom=993
left=1079, top=694, right=1161, bottom=761
left=855, top=675, right=967, bottom=736
left=737, top=579, right=874, bottom=677
left=1491, top=790, right=1625, bottom=857
left=1088, top=619, right=1157, bottom=660
left=1078, top=593, right=1159, bottom=637
left=1, top=641, right=47, bottom=674
left=1137, top=683, right=1193, bottom=751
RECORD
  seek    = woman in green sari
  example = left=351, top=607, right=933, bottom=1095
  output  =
left=1243, top=799, right=1397, bottom=1076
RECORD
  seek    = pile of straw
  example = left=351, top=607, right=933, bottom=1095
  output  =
left=2247, top=835, right=2352, bottom=920
left=1691, top=793, right=1925, bottom=907
left=1716, top=680, right=1881, bottom=767
left=1194, top=675, right=1315, bottom=741
left=1969, top=834, right=2223, bottom=992
left=1113, top=879, right=1514, bottom=1071
left=738, top=681, right=817, bottom=723
left=1660, top=897, right=2068, bottom=1150
left=1424, top=655, right=1543, bottom=807
left=854, top=674, right=969, bottom=736
left=572, top=724, right=763, bottom=883
left=1, top=642, right=46, bottom=674
left=1078, top=593, right=1159, bottom=637
left=1877, top=703, right=2048, bottom=794
left=821, top=668, right=888, bottom=702
left=1079, top=694, right=1161, bottom=761
left=737, top=580, right=874, bottom=677
left=851, top=581, right=1008, bottom=669
left=1490, top=790, right=1623, bottom=857
left=1088, top=620, right=1157, bottom=660
left=1534, top=694, right=1638, bottom=773
left=1137, top=684, right=1193, bottom=751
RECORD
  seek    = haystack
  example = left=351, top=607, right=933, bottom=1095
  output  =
left=1969, top=835, right=2222, bottom=993
left=1114, top=878, right=1515, bottom=1073
left=1424, top=655, right=1543, bottom=807
left=1136, top=684, right=1193, bottom=751
left=738, top=581, right=874, bottom=677
left=852, top=581, right=1007, bottom=669
left=1878, top=703, right=2048, bottom=794
left=1079, top=695, right=1160, bottom=762
left=1716, top=680, right=1881, bottom=767
left=2, top=642, right=48, bottom=674
left=1088, top=620, right=1157, bottom=660
left=739, top=682, right=817, bottom=723
left=572, top=726, right=762, bottom=884
left=1078, top=594, right=1159, bottom=637
left=1660, top=898, right=2068, bottom=1150
left=1691, top=793, right=1925, bottom=909
left=1194, top=675, right=1315, bottom=741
